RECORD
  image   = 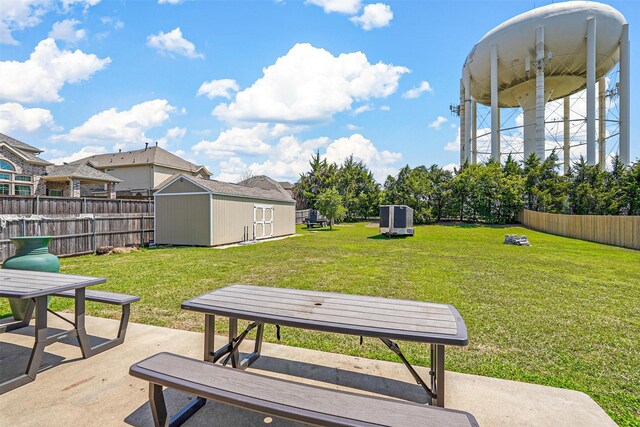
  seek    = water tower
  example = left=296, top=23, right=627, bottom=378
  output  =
left=459, top=1, right=630, bottom=172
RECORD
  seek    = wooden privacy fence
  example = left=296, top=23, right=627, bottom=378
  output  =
left=296, top=209, right=310, bottom=224
left=0, top=215, right=155, bottom=262
left=0, top=195, right=153, bottom=216
left=519, top=209, right=640, bottom=250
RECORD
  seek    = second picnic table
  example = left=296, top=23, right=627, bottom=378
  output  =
left=182, top=284, right=468, bottom=408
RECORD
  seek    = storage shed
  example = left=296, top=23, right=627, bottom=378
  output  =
left=154, top=174, right=295, bottom=246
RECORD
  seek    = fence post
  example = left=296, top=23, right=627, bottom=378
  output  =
left=20, top=218, right=26, bottom=236
left=140, top=213, right=144, bottom=246
left=119, top=199, right=123, bottom=213
left=35, top=195, right=39, bottom=215
left=92, top=217, right=97, bottom=253
left=83, top=197, right=87, bottom=214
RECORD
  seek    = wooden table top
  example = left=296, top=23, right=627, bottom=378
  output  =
left=0, top=269, right=106, bottom=299
left=182, top=285, right=468, bottom=345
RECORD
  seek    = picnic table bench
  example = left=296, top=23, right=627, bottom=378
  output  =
left=132, top=284, right=471, bottom=425
left=0, top=269, right=139, bottom=394
left=130, top=352, right=480, bottom=427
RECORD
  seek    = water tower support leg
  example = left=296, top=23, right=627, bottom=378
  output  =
left=471, top=100, right=477, bottom=164
left=598, top=77, right=606, bottom=169
left=464, top=70, right=472, bottom=163
left=564, top=96, right=571, bottom=174
left=491, top=44, right=500, bottom=161
left=459, top=78, right=466, bottom=166
left=535, top=26, right=546, bottom=161
left=586, top=18, right=597, bottom=165
left=619, top=23, right=630, bottom=165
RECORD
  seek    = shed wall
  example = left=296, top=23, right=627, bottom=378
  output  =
left=155, top=193, right=211, bottom=246
left=158, top=177, right=204, bottom=194
left=211, top=195, right=295, bottom=246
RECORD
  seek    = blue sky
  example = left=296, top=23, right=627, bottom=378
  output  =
left=1, top=0, right=638, bottom=183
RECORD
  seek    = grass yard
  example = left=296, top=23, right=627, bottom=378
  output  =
left=2, top=223, right=638, bottom=425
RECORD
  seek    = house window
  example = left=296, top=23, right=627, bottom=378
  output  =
left=0, top=184, right=9, bottom=195
left=47, top=189, right=63, bottom=197
left=15, top=175, right=32, bottom=182
left=0, top=172, right=10, bottom=180
left=15, top=185, right=31, bottom=196
left=0, top=159, right=15, bottom=171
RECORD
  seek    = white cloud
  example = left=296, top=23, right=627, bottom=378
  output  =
left=442, top=163, right=458, bottom=172
left=60, top=99, right=175, bottom=147
left=197, top=79, right=239, bottom=99
left=0, top=38, right=110, bottom=103
left=429, top=115, right=448, bottom=130
left=444, top=130, right=459, bottom=152
left=47, top=145, right=107, bottom=165
left=213, top=43, right=409, bottom=124
left=158, top=0, right=183, bottom=4
left=192, top=124, right=272, bottom=159
left=346, top=123, right=361, bottom=131
left=306, top=0, right=361, bottom=14
left=350, top=3, right=393, bottom=30
left=353, top=104, right=373, bottom=115
left=379, top=105, right=390, bottom=111
left=0, top=0, right=50, bottom=45
left=217, top=135, right=331, bottom=182
left=100, top=16, right=124, bottom=30
left=60, top=0, right=101, bottom=12
left=402, top=81, right=433, bottom=99
left=325, top=133, right=401, bottom=181
left=215, top=157, right=250, bottom=183
left=147, top=27, right=204, bottom=59
left=0, top=102, right=55, bottom=133
left=156, top=126, right=186, bottom=148
left=49, top=19, right=86, bottom=43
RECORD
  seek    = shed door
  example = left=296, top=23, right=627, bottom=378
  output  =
left=254, top=204, right=274, bottom=239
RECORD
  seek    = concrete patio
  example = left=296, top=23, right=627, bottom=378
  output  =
left=0, top=315, right=615, bottom=427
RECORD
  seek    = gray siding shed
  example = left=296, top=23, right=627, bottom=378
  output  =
left=154, top=174, right=295, bottom=246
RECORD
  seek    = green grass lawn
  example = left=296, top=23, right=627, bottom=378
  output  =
left=2, top=223, right=638, bottom=425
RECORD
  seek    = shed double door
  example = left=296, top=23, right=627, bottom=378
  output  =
left=254, top=205, right=274, bottom=240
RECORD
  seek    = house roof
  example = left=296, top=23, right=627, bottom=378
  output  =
left=70, top=145, right=210, bottom=175
left=156, top=174, right=295, bottom=203
left=239, top=175, right=293, bottom=201
left=0, top=142, right=52, bottom=166
left=0, top=132, right=43, bottom=153
left=44, top=164, right=122, bottom=183
left=278, top=181, right=294, bottom=190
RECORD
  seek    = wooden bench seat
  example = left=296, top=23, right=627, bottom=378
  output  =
left=130, top=352, right=479, bottom=427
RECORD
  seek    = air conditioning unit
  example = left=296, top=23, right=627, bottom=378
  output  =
left=379, top=205, right=414, bottom=236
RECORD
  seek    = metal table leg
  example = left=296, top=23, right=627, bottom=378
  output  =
left=204, top=314, right=215, bottom=362
left=0, top=296, right=48, bottom=394
left=430, top=343, right=445, bottom=407
left=0, top=299, right=35, bottom=334
left=74, top=287, right=93, bottom=358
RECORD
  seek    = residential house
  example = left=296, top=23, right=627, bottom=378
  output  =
left=71, top=143, right=211, bottom=197
left=0, top=132, right=120, bottom=198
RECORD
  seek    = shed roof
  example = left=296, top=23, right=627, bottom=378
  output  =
left=70, top=145, right=210, bottom=175
left=157, top=174, right=295, bottom=203
left=44, top=164, right=122, bottom=183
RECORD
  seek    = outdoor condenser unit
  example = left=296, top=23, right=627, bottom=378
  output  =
left=379, top=205, right=414, bottom=236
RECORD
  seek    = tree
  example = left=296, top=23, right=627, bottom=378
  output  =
left=295, top=152, right=337, bottom=209
left=335, top=156, right=381, bottom=220
left=316, top=188, right=347, bottom=230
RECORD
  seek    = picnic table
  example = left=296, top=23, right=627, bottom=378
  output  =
left=0, top=269, right=137, bottom=394
left=182, top=284, right=468, bottom=411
